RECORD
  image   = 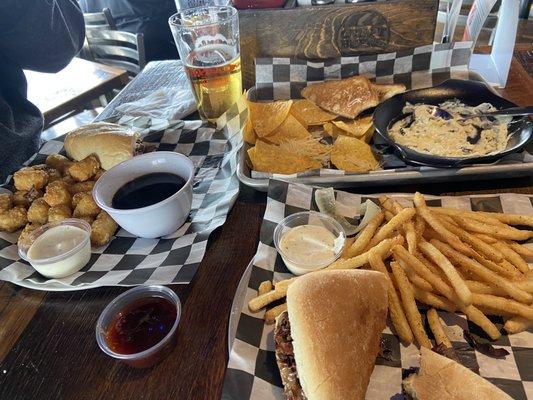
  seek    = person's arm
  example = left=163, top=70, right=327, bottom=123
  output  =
left=0, top=0, right=85, bottom=73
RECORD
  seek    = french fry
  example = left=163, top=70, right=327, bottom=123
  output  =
left=258, top=281, right=272, bottom=296
left=390, top=262, right=432, bottom=348
left=504, top=316, right=533, bottom=334
left=415, top=252, right=444, bottom=279
left=471, top=293, right=533, bottom=320
left=419, top=241, right=473, bottom=306
left=340, top=237, right=356, bottom=258
left=465, top=280, right=503, bottom=296
left=274, top=277, right=298, bottom=292
left=492, top=241, right=529, bottom=274
left=391, top=200, right=418, bottom=254
left=413, top=193, right=474, bottom=257
left=427, top=308, right=452, bottom=348
left=414, top=215, right=425, bottom=238
left=367, top=208, right=416, bottom=248
left=430, top=207, right=504, bottom=226
left=327, top=235, right=404, bottom=270
left=264, top=303, right=287, bottom=324
left=453, top=216, right=533, bottom=241
left=345, top=212, right=384, bottom=258
left=368, top=252, right=414, bottom=345
left=461, top=305, right=501, bottom=340
left=413, top=288, right=456, bottom=313
left=384, top=210, right=395, bottom=221
left=476, top=211, right=533, bottom=227
left=474, top=233, right=498, bottom=244
left=392, top=245, right=457, bottom=303
left=496, top=259, right=523, bottom=279
left=248, top=289, right=287, bottom=312
left=508, top=242, right=533, bottom=259
left=515, top=280, right=533, bottom=294
left=430, top=240, right=533, bottom=304
left=438, top=217, right=504, bottom=263
left=397, top=259, right=433, bottom=292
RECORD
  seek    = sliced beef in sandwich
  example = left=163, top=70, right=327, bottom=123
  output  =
left=274, top=269, right=389, bottom=400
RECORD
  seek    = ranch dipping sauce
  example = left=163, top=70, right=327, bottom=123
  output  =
left=25, top=224, right=91, bottom=278
left=278, top=225, right=341, bottom=275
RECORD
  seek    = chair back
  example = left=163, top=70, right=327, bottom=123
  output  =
left=85, top=29, right=146, bottom=76
left=83, top=8, right=117, bottom=30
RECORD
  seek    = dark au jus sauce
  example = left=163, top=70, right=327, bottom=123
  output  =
left=112, top=173, right=185, bottom=210
left=105, top=296, right=177, bottom=355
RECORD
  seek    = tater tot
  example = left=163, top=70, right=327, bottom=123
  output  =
left=13, top=189, right=42, bottom=208
left=73, top=192, right=100, bottom=217
left=94, top=169, right=105, bottom=181
left=27, top=198, right=50, bottom=224
left=67, top=155, right=100, bottom=182
left=17, top=223, right=42, bottom=247
left=91, top=211, right=118, bottom=246
left=48, top=205, right=72, bottom=223
left=0, top=207, right=28, bottom=232
left=68, top=181, right=95, bottom=195
left=46, top=154, right=73, bottom=174
left=0, top=193, right=13, bottom=211
left=77, top=216, right=95, bottom=225
left=33, top=164, right=62, bottom=182
left=13, top=167, right=49, bottom=191
left=43, top=180, right=71, bottom=207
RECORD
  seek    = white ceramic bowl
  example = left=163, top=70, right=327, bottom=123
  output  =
left=93, top=152, right=194, bottom=239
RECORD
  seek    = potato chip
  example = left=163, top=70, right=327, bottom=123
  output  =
left=249, top=140, right=321, bottom=175
left=247, top=100, right=293, bottom=137
left=242, top=116, right=256, bottom=145
left=331, top=135, right=379, bottom=173
left=323, top=122, right=345, bottom=139
left=290, top=99, right=336, bottom=126
left=301, top=76, right=379, bottom=119
left=263, top=115, right=311, bottom=145
left=278, top=138, right=331, bottom=165
left=332, top=115, right=373, bottom=139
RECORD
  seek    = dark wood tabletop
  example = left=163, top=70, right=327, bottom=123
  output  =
left=1, top=47, right=533, bottom=400
left=25, top=58, right=129, bottom=128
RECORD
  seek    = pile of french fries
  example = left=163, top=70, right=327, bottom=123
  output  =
left=248, top=192, right=533, bottom=348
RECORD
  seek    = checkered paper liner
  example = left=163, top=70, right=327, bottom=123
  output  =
left=246, top=41, right=533, bottom=180
left=0, top=99, right=248, bottom=290
left=222, top=180, right=533, bottom=400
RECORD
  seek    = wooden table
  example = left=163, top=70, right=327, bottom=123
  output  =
left=25, top=58, right=129, bottom=128
left=1, top=48, right=532, bottom=400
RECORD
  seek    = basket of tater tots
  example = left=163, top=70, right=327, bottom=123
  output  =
left=0, top=122, right=140, bottom=248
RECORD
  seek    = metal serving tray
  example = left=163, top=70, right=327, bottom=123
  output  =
left=237, top=71, right=533, bottom=191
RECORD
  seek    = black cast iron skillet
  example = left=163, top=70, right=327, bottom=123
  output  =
left=372, top=79, right=533, bottom=167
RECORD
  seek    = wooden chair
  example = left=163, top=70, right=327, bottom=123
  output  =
left=85, top=29, right=146, bottom=76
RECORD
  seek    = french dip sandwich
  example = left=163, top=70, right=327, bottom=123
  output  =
left=274, top=270, right=388, bottom=400
left=404, top=347, right=512, bottom=400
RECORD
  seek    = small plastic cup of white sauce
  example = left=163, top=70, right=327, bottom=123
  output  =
left=18, top=219, right=92, bottom=279
left=273, top=211, right=346, bottom=276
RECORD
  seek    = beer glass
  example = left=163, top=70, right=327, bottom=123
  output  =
left=169, top=6, right=242, bottom=121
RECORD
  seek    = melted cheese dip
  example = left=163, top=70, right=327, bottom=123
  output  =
left=279, top=225, right=339, bottom=275
left=389, top=100, right=509, bottom=157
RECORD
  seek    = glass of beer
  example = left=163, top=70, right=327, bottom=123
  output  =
left=169, top=6, right=242, bottom=121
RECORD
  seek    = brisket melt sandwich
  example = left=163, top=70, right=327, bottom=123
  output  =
left=274, top=269, right=389, bottom=400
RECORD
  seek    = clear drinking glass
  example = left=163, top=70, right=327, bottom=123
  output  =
left=169, top=6, right=242, bottom=121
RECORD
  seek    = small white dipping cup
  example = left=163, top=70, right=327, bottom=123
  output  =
left=93, top=152, right=194, bottom=239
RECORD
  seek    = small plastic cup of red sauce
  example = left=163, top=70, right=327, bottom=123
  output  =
left=95, top=285, right=181, bottom=368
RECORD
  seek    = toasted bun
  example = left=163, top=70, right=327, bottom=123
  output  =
left=287, top=269, right=388, bottom=400
left=64, top=123, right=138, bottom=170
left=301, top=76, right=379, bottom=119
left=403, top=347, right=512, bottom=400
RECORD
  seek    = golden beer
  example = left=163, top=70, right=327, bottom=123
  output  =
left=184, top=44, right=242, bottom=121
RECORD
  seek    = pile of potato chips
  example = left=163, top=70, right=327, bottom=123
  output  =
left=245, top=98, right=379, bottom=175
left=244, top=76, right=407, bottom=175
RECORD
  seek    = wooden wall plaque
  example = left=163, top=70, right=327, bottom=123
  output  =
left=238, top=0, right=438, bottom=88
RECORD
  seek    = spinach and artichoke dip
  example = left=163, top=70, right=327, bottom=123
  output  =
left=389, top=100, right=509, bottom=157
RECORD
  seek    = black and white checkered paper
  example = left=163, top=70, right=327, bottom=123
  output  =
left=223, top=180, right=533, bottom=400
left=246, top=42, right=532, bottom=181
left=0, top=100, right=248, bottom=290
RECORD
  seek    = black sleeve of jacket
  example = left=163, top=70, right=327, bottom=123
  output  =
left=0, top=0, right=85, bottom=73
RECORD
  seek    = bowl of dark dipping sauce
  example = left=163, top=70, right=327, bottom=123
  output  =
left=96, top=285, right=181, bottom=368
left=93, top=152, right=194, bottom=238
